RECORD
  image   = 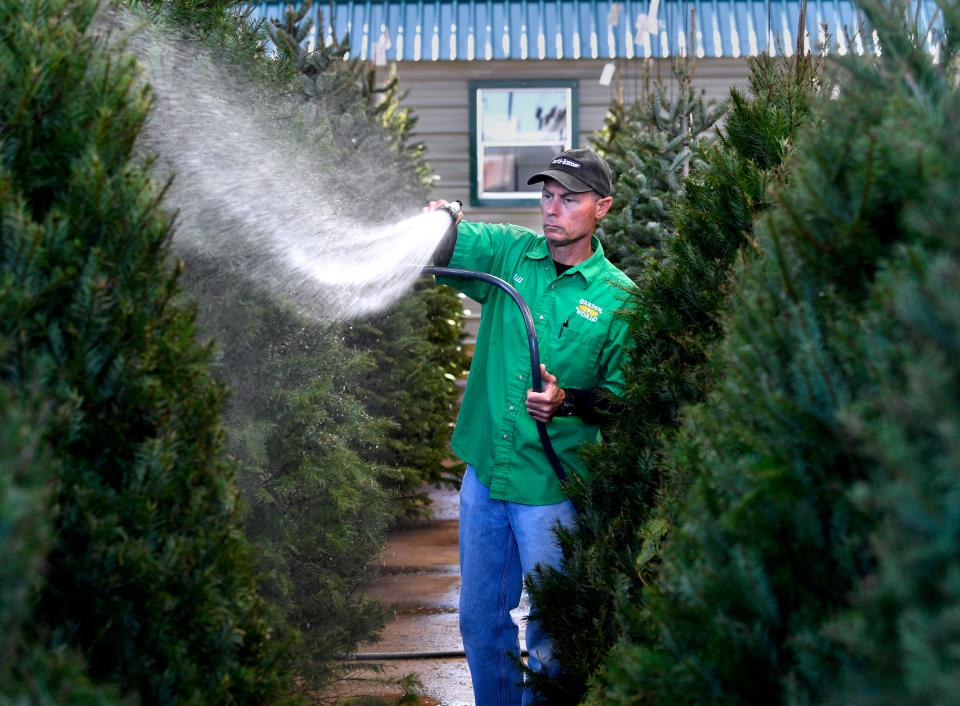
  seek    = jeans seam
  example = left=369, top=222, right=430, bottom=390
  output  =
left=496, top=520, right=515, bottom=706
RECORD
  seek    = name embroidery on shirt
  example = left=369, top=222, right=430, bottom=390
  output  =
left=512, top=274, right=524, bottom=284
left=576, top=298, right=603, bottom=322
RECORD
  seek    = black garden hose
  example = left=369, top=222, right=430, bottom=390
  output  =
left=422, top=266, right=567, bottom=484
left=346, top=647, right=527, bottom=661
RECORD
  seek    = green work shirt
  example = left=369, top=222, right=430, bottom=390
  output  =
left=440, top=221, right=634, bottom=505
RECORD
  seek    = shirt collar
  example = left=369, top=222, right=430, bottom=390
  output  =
left=525, top=236, right=606, bottom=284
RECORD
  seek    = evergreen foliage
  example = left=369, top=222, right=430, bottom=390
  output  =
left=0, top=380, right=52, bottom=693
left=0, top=0, right=293, bottom=703
left=0, top=377, right=127, bottom=706
left=186, top=263, right=397, bottom=689
left=244, top=323, right=396, bottom=688
left=344, top=283, right=468, bottom=492
left=593, top=0, right=960, bottom=702
left=593, top=63, right=726, bottom=280
left=818, top=246, right=960, bottom=706
left=528, top=54, right=821, bottom=703
left=266, top=0, right=433, bottom=192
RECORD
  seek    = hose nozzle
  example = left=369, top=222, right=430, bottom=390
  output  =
left=439, top=200, right=462, bottom=222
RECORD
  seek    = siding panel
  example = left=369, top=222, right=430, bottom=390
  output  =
left=386, top=58, right=752, bottom=225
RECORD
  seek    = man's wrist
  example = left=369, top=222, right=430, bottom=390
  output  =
left=557, top=389, right=577, bottom=416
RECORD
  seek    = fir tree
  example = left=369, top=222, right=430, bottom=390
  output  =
left=0, top=1, right=293, bottom=703
left=527, top=53, right=821, bottom=703
left=343, top=282, right=468, bottom=494
left=594, top=61, right=726, bottom=280
left=0, top=372, right=132, bottom=705
left=0, top=377, right=125, bottom=706
left=239, top=304, right=397, bottom=687
left=266, top=0, right=466, bottom=496
left=158, top=0, right=465, bottom=690
left=595, top=0, right=960, bottom=702
left=267, top=0, right=433, bottom=200
left=185, top=263, right=398, bottom=690
left=818, top=245, right=960, bottom=706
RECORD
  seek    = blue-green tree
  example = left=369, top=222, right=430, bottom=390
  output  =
left=594, top=62, right=726, bottom=280
left=162, top=0, right=465, bottom=691
left=597, top=1, right=960, bottom=703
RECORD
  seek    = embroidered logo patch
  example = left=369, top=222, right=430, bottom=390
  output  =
left=576, top=298, right=603, bottom=322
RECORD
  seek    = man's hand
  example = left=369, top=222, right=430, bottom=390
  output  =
left=424, top=199, right=464, bottom=225
left=526, top=364, right=566, bottom=423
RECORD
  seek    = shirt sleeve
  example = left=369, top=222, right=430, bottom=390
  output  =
left=437, top=221, right=529, bottom=303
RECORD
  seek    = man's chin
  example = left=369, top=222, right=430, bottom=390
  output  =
left=546, top=231, right=584, bottom=247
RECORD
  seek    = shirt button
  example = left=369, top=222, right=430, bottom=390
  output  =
left=550, top=284, right=556, bottom=290
left=517, top=374, right=523, bottom=380
left=502, top=434, right=508, bottom=439
left=509, top=405, right=514, bottom=410
left=538, top=314, right=544, bottom=320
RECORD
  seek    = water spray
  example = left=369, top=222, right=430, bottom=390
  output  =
left=423, top=202, right=567, bottom=484
left=104, top=5, right=565, bottom=476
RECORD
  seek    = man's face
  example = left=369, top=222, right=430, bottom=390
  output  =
left=539, top=179, right=612, bottom=248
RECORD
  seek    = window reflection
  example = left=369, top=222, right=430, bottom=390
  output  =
left=483, top=145, right=561, bottom=193
left=481, top=90, right=568, bottom=142
left=476, top=86, right=573, bottom=199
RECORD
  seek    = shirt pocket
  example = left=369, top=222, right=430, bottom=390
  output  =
left=549, top=317, right=604, bottom=389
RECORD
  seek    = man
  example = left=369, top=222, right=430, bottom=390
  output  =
left=429, top=148, right=633, bottom=706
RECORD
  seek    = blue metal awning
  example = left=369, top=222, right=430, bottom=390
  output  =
left=247, top=0, right=943, bottom=61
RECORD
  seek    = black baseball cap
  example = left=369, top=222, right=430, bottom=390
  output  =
left=527, top=148, right=613, bottom=197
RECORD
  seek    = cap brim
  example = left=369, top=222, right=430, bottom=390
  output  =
left=526, top=169, right=594, bottom=193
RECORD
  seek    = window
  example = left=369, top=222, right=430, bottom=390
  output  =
left=469, top=80, right=578, bottom=207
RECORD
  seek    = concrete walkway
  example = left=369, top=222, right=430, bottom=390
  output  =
left=334, top=483, right=529, bottom=706
left=358, top=484, right=471, bottom=705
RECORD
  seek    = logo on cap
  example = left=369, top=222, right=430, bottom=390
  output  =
left=551, top=157, right=582, bottom=169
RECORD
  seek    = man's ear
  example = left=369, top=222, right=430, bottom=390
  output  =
left=596, top=195, right=614, bottom=219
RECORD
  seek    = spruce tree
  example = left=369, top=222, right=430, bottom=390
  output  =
left=594, top=62, right=726, bottom=280
left=0, top=0, right=292, bottom=703
left=183, top=261, right=396, bottom=689
left=239, top=305, right=397, bottom=687
left=818, top=245, right=960, bottom=706
left=267, top=0, right=433, bottom=201
left=594, top=0, right=960, bottom=702
left=527, top=54, right=820, bottom=703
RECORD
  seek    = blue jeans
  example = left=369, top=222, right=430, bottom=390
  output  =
left=459, top=466, right=577, bottom=706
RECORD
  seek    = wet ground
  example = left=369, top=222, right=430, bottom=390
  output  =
left=328, top=484, right=529, bottom=705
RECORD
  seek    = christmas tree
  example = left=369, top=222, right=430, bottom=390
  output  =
left=597, top=0, right=960, bottom=702
left=0, top=375, right=126, bottom=705
left=266, top=0, right=466, bottom=496
left=0, top=0, right=292, bottom=702
left=167, top=0, right=465, bottom=690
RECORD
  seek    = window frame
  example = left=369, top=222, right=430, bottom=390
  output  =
left=468, top=79, right=579, bottom=208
